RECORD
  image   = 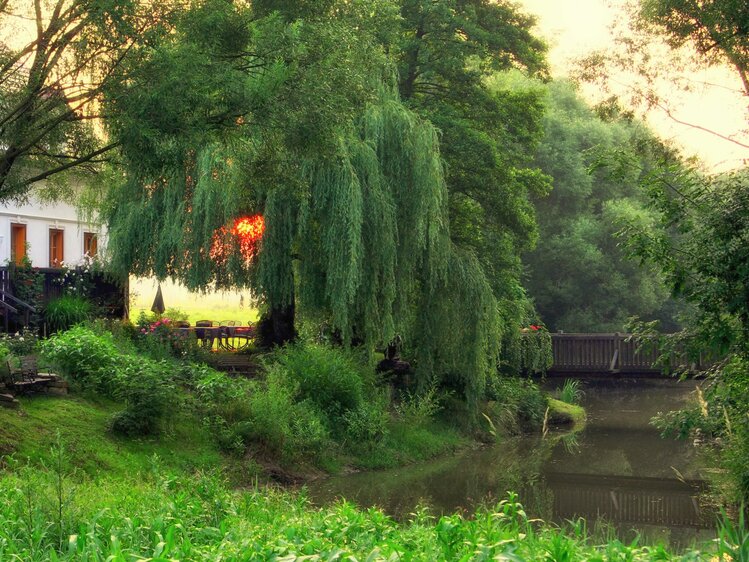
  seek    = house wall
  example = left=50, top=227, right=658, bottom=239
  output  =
left=0, top=188, right=105, bottom=267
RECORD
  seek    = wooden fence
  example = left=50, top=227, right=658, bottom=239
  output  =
left=549, top=333, right=707, bottom=375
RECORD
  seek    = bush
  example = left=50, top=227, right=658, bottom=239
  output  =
left=40, top=326, right=122, bottom=394
left=44, top=295, right=94, bottom=332
left=395, top=386, right=442, bottom=426
left=245, top=370, right=331, bottom=461
left=135, top=312, right=207, bottom=361
left=110, top=359, right=175, bottom=436
left=487, top=376, right=548, bottom=433
left=655, top=356, right=749, bottom=503
left=0, top=328, right=38, bottom=357
left=270, top=344, right=366, bottom=419
left=40, top=326, right=175, bottom=436
left=344, top=392, right=390, bottom=443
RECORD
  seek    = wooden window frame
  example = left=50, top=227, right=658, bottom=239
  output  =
left=10, top=223, right=27, bottom=266
left=83, top=232, right=98, bottom=257
left=49, top=228, right=64, bottom=268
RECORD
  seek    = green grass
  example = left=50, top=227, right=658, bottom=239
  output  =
left=0, top=395, right=229, bottom=478
left=350, top=420, right=466, bottom=470
left=559, top=378, right=584, bottom=405
left=129, top=276, right=258, bottom=326
left=547, top=398, right=587, bottom=429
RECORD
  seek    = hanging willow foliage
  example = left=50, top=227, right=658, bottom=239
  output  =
left=107, top=93, right=508, bottom=413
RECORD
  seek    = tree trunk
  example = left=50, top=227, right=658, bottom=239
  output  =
left=257, top=302, right=297, bottom=348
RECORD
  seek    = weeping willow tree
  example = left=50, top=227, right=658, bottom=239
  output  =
left=104, top=0, right=514, bottom=412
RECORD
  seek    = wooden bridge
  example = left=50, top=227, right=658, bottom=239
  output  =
left=548, top=333, right=707, bottom=376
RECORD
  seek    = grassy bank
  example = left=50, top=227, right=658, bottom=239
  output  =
left=0, top=396, right=229, bottom=479
left=547, top=397, right=587, bottom=429
left=0, top=393, right=468, bottom=485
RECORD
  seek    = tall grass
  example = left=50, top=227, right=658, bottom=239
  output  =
left=560, top=379, right=584, bottom=405
left=0, top=465, right=719, bottom=561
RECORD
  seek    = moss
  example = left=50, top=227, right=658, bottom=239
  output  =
left=546, top=398, right=586, bottom=429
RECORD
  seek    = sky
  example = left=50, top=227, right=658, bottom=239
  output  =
left=518, top=0, right=749, bottom=172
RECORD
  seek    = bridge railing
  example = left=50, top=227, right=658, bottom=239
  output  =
left=549, top=333, right=706, bottom=375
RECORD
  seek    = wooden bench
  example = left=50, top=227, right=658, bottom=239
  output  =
left=5, top=355, right=67, bottom=395
left=7, top=355, right=38, bottom=382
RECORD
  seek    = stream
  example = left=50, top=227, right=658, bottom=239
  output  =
left=306, top=378, right=716, bottom=548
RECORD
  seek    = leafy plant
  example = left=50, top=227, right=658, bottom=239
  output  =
left=0, top=329, right=37, bottom=357
left=40, top=326, right=122, bottom=395
left=44, top=295, right=94, bottom=333
left=559, top=379, right=584, bottom=405
left=716, top=508, right=749, bottom=562
left=269, top=344, right=367, bottom=420
left=343, top=393, right=390, bottom=444
left=486, top=376, right=548, bottom=433
left=395, top=385, right=442, bottom=426
left=110, top=359, right=175, bottom=436
left=40, top=326, right=176, bottom=436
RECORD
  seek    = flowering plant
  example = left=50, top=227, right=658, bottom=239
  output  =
left=135, top=313, right=201, bottom=359
left=0, top=328, right=38, bottom=356
left=56, top=254, right=101, bottom=297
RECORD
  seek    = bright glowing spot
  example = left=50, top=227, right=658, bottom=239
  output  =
left=210, top=214, right=265, bottom=263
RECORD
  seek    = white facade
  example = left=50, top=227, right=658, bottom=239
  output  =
left=0, top=186, right=105, bottom=268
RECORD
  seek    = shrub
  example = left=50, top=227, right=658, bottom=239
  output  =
left=244, top=370, right=331, bottom=461
left=395, top=385, right=442, bottom=426
left=343, top=397, right=390, bottom=443
left=0, top=341, right=11, bottom=383
left=41, top=326, right=175, bottom=436
left=110, top=359, right=175, bottom=436
left=487, top=376, right=548, bottom=432
left=135, top=312, right=206, bottom=361
left=0, top=328, right=38, bottom=357
left=40, top=326, right=122, bottom=394
left=270, top=344, right=366, bottom=419
left=44, top=294, right=94, bottom=332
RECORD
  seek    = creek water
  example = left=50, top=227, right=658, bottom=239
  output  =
left=306, top=378, right=716, bottom=548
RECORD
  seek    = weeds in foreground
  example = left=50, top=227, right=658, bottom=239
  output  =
left=0, top=437, right=732, bottom=561
left=716, top=507, right=749, bottom=561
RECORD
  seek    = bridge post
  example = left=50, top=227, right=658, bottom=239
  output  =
left=609, top=332, right=621, bottom=373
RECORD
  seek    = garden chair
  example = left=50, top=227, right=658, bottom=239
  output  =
left=195, top=320, right=218, bottom=348
left=6, top=355, right=37, bottom=382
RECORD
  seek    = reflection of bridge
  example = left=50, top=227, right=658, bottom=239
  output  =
left=544, top=472, right=710, bottom=528
left=548, top=333, right=708, bottom=376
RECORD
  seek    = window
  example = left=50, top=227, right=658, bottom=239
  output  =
left=83, top=232, right=98, bottom=257
left=10, top=223, right=26, bottom=265
left=49, top=228, right=64, bottom=267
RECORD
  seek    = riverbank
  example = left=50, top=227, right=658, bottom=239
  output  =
left=1, top=381, right=731, bottom=559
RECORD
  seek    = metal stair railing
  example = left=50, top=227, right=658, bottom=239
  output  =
left=0, top=288, right=36, bottom=332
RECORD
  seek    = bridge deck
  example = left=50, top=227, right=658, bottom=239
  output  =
left=548, top=333, right=707, bottom=376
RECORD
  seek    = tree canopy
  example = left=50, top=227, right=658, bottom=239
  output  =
left=520, top=79, right=680, bottom=332
left=0, top=0, right=175, bottom=202
left=103, top=0, right=550, bottom=411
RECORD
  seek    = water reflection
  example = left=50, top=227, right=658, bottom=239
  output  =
left=305, top=379, right=715, bottom=546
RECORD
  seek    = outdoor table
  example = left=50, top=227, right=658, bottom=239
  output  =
left=218, top=321, right=255, bottom=352
left=177, top=324, right=255, bottom=351
left=178, top=326, right=221, bottom=349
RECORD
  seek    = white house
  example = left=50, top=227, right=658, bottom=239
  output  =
left=0, top=186, right=104, bottom=268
